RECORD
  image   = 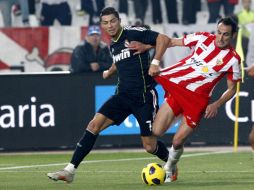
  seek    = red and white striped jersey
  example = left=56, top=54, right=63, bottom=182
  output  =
left=160, top=32, right=241, bottom=97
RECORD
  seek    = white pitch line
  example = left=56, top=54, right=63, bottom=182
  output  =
left=0, top=151, right=231, bottom=171
left=0, top=170, right=252, bottom=173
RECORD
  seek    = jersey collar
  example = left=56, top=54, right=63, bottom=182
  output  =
left=112, top=27, right=124, bottom=42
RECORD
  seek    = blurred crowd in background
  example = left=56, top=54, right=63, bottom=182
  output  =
left=0, top=0, right=254, bottom=73
left=0, top=0, right=253, bottom=28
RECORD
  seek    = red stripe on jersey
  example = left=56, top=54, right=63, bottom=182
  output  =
left=203, top=36, right=214, bottom=47
left=227, top=66, right=233, bottom=80
left=184, top=34, right=198, bottom=47
left=231, top=48, right=241, bottom=63
left=203, top=45, right=221, bottom=63
left=196, top=47, right=203, bottom=55
left=186, top=40, right=198, bottom=47
left=179, top=75, right=206, bottom=88
left=212, top=51, right=233, bottom=72
left=196, top=32, right=210, bottom=37
left=166, top=67, right=195, bottom=79
left=195, top=74, right=224, bottom=96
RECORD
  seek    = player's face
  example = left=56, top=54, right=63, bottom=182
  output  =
left=215, top=23, right=235, bottom=49
left=100, top=14, right=121, bottom=38
left=242, top=0, right=252, bottom=10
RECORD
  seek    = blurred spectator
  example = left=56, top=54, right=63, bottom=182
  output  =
left=236, top=0, right=254, bottom=57
left=246, top=29, right=254, bottom=74
left=182, top=0, right=201, bottom=25
left=151, top=0, right=162, bottom=24
left=207, top=0, right=239, bottom=23
left=17, top=0, right=30, bottom=26
left=28, top=0, right=35, bottom=15
left=0, top=0, right=29, bottom=27
left=79, top=0, right=105, bottom=25
left=27, top=0, right=39, bottom=26
left=119, top=0, right=128, bottom=16
left=70, top=25, right=112, bottom=73
left=40, top=0, right=72, bottom=26
left=237, top=0, right=254, bottom=38
left=164, top=0, right=178, bottom=23
left=133, top=0, right=148, bottom=25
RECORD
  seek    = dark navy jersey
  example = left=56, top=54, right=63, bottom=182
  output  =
left=110, top=26, right=159, bottom=97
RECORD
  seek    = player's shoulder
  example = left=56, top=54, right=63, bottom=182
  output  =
left=230, top=48, right=241, bottom=63
left=186, top=32, right=213, bottom=40
left=123, top=25, right=148, bottom=32
left=194, top=31, right=213, bottom=37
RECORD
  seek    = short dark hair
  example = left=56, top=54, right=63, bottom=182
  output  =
left=217, top=16, right=239, bottom=34
left=100, top=7, right=120, bottom=21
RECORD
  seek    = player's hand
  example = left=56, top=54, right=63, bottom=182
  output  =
left=246, top=64, right=254, bottom=77
left=103, top=70, right=110, bottom=79
left=204, top=102, right=219, bottom=119
left=128, top=41, right=147, bottom=55
left=149, top=64, right=160, bottom=76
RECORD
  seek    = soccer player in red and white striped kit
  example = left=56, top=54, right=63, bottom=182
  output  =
left=148, top=17, right=241, bottom=182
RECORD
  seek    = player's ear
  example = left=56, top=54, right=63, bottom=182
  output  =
left=232, top=32, right=237, bottom=39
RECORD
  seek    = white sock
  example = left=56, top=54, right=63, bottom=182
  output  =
left=64, top=163, right=76, bottom=174
left=164, top=145, right=183, bottom=170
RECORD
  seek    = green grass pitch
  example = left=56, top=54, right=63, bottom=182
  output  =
left=0, top=150, right=253, bottom=190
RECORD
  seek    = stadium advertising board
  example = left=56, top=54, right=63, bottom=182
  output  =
left=0, top=73, right=253, bottom=151
left=0, top=73, right=97, bottom=151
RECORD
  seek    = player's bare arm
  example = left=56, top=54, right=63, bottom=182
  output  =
left=103, top=63, right=117, bottom=79
left=204, top=79, right=237, bottom=119
left=247, top=64, right=254, bottom=77
left=127, top=41, right=153, bottom=55
left=149, top=34, right=170, bottom=76
left=128, top=37, right=183, bottom=55
left=168, top=38, right=184, bottom=47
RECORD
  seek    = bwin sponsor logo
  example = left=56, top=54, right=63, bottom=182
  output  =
left=112, top=49, right=131, bottom=63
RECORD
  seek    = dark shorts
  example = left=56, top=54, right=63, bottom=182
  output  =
left=98, top=89, right=159, bottom=136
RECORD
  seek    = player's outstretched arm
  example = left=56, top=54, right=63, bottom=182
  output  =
left=149, top=34, right=170, bottom=76
left=128, top=41, right=153, bottom=55
left=246, top=64, right=254, bottom=77
left=204, top=80, right=237, bottom=119
left=168, top=38, right=184, bottom=47
left=153, top=34, right=170, bottom=61
left=103, top=63, right=117, bottom=79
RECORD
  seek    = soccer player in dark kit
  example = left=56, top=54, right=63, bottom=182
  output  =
left=47, top=7, right=170, bottom=183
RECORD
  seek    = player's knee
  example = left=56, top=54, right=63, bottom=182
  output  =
left=143, top=143, right=156, bottom=154
left=249, top=132, right=254, bottom=149
left=87, top=120, right=101, bottom=134
left=152, top=127, right=163, bottom=137
left=172, top=138, right=184, bottom=150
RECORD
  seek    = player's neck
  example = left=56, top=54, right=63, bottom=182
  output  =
left=112, top=27, right=123, bottom=42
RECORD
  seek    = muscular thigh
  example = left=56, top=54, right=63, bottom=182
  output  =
left=87, top=113, right=114, bottom=133
left=172, top=117, right=194, bottom=148
left=152, top=101, right=176, bottom=136
left=98, top=94, right=131, bottom=125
